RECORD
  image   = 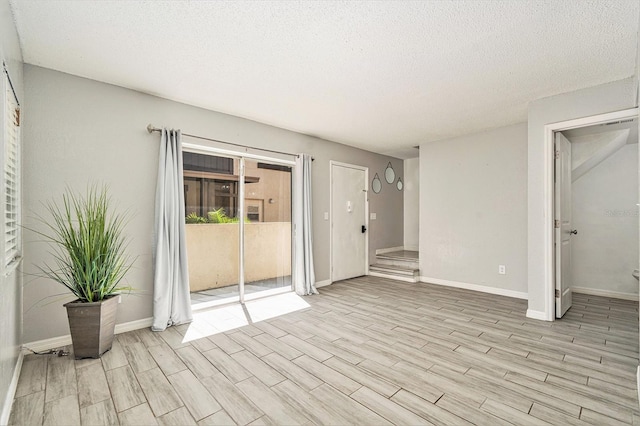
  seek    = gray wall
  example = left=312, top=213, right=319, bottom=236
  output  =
left=22, top=65, right=403, bottom=343
left=0, top=0, right=23, bottom=420
left=527, top=78, right=637, bottom=317
left=419, top=123, right=528, bottom=295
left=571, top=143, right=638, bottom=296
left=403, top=157, right=419, bottom=251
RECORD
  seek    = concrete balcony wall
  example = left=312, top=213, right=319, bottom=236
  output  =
left=186, top=222, right=291, bottom=291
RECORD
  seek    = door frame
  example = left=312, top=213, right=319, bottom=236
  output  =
left=183, top=142, right=296, bottom=310
left=329, top=160, right=369, bottom=283
left=541, top=107, right=638, bottom=321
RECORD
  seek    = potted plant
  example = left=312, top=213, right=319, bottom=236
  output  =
left=34, top=185, right=133, bottom=359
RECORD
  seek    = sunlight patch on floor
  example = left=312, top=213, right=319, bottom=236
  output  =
left=181, top=292, right=310, bottom=342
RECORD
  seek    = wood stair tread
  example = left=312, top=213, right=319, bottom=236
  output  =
left=376, top=254, right=418, bottom=262
left=369, top=264, right=418, bottom=275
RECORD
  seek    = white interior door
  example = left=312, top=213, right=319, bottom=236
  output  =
left=555, top=132, right=573, bottom=318
left=331, top=163, right=368, bottom=282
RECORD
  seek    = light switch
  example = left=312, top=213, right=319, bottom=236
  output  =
left=370, top=213, right=377, bottom=220
left=324, top=212, right=329, bottom=220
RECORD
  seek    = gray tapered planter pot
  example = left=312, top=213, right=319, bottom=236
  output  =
left=64, top=295, right=119, bottom=359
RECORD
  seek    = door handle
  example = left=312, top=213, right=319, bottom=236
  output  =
left=570, top=229, right=578, bottom=235
left=362, top=225, right=367, bottom=233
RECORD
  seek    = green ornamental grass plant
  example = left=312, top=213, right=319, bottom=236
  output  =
left=35, top=185, right=133, bottom=303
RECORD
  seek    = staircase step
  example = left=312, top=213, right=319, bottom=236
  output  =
left=369, top=264, right=418, bottom=276
left=376, top=253, right=418, bottom=262
left=370, top=251, right=420, bottom=283
left=375, top=250, right=419, bottom=269
left=376, top=249, right=417, bottom=259
left=375, top=257, right=419, bottom=269
left=369, top=265, right=419, bottom=283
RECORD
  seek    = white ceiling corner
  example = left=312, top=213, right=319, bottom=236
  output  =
left=8, top=0, right=640, bottom=159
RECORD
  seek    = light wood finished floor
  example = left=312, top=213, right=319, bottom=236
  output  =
left=10, top=276, right=640, bottom=425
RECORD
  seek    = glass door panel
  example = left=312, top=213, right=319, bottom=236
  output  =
left=243, top=160, right=293, bottom=298
left=184, top=151, right=241, bottom=307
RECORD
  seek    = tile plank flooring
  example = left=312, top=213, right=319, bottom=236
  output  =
left=10, top=276, right=640, bottom=425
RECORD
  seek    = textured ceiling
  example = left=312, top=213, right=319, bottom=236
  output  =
left=8, top=0, right=640, bottom=158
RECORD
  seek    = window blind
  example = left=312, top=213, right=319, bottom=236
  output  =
left=4, top=77, right=19, bottom=267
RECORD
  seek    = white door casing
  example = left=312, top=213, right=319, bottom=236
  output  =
left=536, top=108, right=638, bottom=322
left=555, top=132, right=573, bottom=318
left=331, top=162, right=368, bottom=282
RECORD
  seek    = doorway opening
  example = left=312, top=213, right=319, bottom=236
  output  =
left=547, top=108, right=639, bottom=320
left=184, top=150, right=294, bottom=309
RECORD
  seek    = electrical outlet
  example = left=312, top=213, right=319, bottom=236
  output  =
left=324, top=212, right=329, bottom=220
left=498, top=265, right=506, bottom=275
left=370, top=212, right=377, bottom=220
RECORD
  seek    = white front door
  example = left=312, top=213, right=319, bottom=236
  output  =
left=331, top=162, right=368, bottom=282
left=555, top=132, right=573, bottom=318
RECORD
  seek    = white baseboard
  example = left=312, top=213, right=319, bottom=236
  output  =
left=375, top=246, right=404, bottom=255
left=526, top=309, right=550, bottom=321
left=23, top=335, right=72, bottom=354
left=419, top=276, right=528, bottom=300
left=1, top=351, right=23, bottom=426
left=315, top=279, right=331, bottom=289
left=115, top=317, right=154, bottom=334
left=369, top=271, right=417, bottom=283
left=23, top=317, right=153, bottom=354
left=571, top=287, right=638, bottom=301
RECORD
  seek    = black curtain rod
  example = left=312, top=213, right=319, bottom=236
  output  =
left=2, top=62, right=20, bottom=106
left=146, top=124, right=313, bottom=161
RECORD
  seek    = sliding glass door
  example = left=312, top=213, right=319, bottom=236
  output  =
left=243, top=160, right=292, bottom=299
left=183, top=150, right=293, bottom=308
left=184, top=152, right=241, bottom=306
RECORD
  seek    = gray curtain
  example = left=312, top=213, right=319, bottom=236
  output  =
left=293, top=154, right=318, bottom=295
left=152, top=129, right=193, bottom=331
